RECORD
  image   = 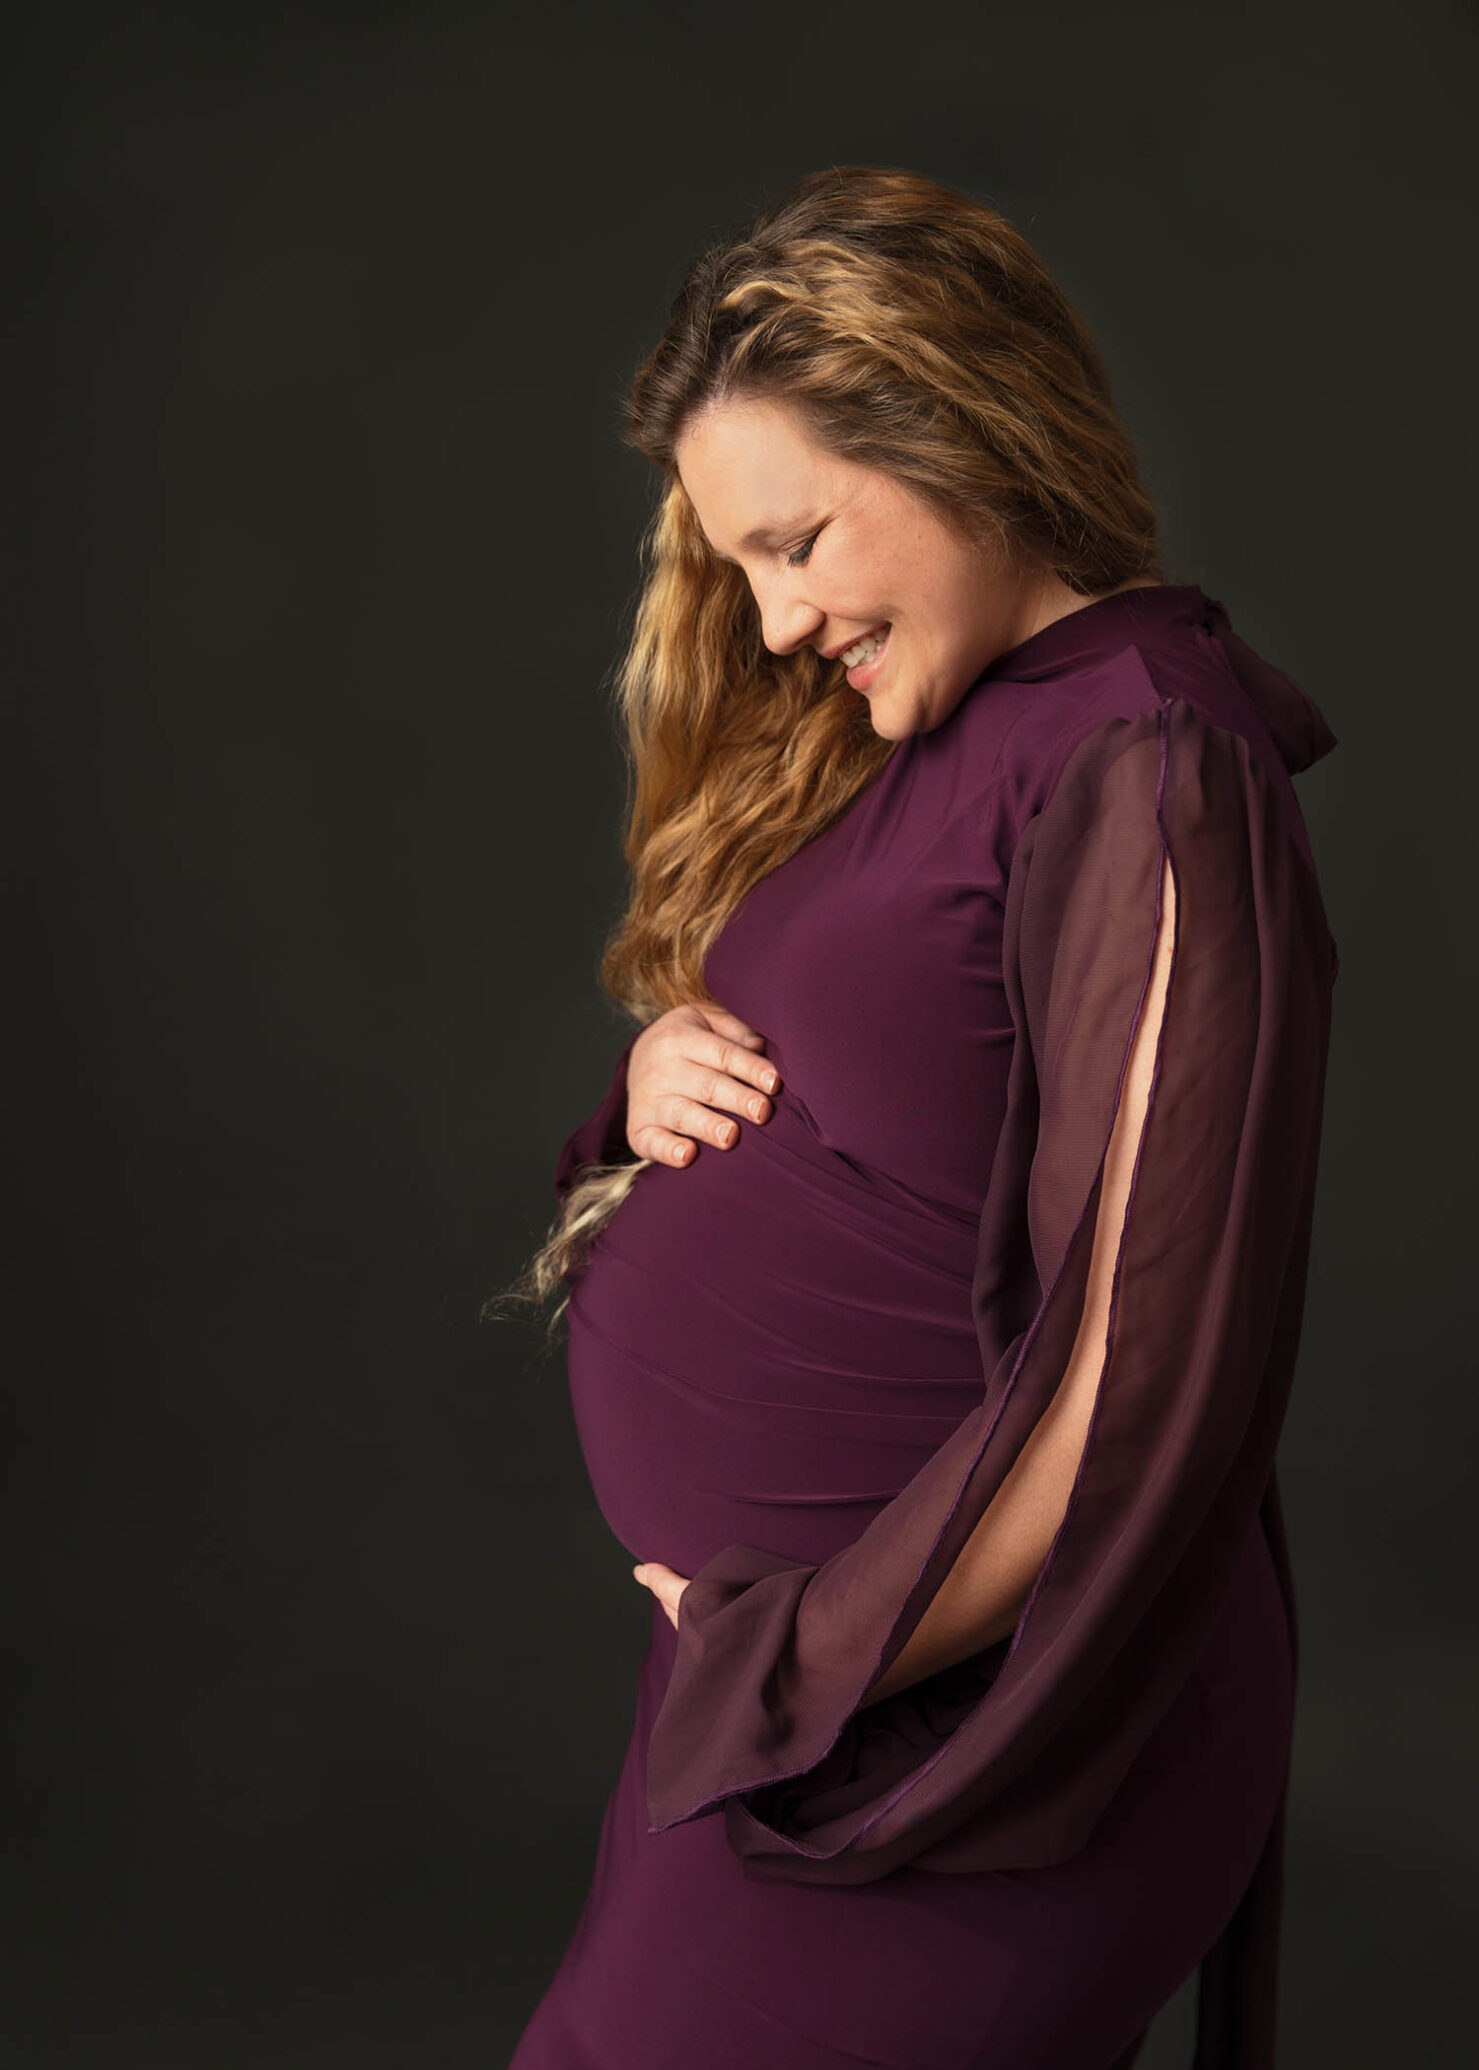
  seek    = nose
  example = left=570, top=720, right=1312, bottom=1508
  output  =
left=755, top=580, right=825, bottom=658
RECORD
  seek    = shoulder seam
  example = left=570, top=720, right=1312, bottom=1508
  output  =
left=1023, top=647, right=1171, bottom=814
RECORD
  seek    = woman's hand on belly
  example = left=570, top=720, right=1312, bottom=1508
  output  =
left=633, top=1561, right=691, bottom=1629
left=626, top=1002, right=783, bottom=1169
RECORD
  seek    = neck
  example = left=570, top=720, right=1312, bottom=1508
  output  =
left=1018, top=570, right=1158, bottom=646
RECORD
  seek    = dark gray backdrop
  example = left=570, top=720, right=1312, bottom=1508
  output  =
left=7, top=2, right=1474, bottom=2064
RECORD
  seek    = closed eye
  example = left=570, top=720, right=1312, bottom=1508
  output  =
left=786, top=530, right=821, bottom=569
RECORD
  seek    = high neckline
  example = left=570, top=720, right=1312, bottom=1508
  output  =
left=953, top=577, right=1338, bottom=777
left=979, top=582, right=1216, bottom=684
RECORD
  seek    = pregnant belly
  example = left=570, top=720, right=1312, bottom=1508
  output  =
left=566, top=1092, right=986, bottom=1576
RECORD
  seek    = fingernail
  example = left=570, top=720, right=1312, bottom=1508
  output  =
left=719, top=1122, right=737, bottom=1145
left=763, top=1072, right=778, bottom=1092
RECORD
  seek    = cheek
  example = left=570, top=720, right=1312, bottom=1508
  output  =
left=899, top=559, right=961, bottom=628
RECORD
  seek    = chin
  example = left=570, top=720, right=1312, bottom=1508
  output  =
left=863, top=703, right=912, bottom=741
left=864, top=689, right=939, bottom=741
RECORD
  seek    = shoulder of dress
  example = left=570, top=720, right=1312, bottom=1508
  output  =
left=998, top=638, right=1303, bottom=832
left=913, top=651, right=1167, bottom=881
left=923, top=637, right=1298, bottom=878
left=991, top=646, right=1168, bottom=823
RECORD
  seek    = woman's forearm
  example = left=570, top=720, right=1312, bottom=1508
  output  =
left=859, top=851, right=1177, bottom=1713
left=858, top=1350, right=1104, bottom=1706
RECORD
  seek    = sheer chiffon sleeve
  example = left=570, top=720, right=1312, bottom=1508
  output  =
left=641, top=695, right=1336, bottom=1899
left=552, top=1027, right=643, bottom=1204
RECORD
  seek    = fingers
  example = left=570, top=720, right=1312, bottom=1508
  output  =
left=627, top=1003, right=785, bottom=1169
left=697, top=1018, right=783, bottom=1104
left=717, top=1042, right=782, bottom=1101
left=629, top=1094, right=744, bottom=1167
left=634, top=1124, right=703, bottom=1168
left=676, top=1087, right=748, bottom=1145
left=651, top=1072, right=778, bottom=1160
left=633, top=1562, right=689, bottom=1630
left=694, top=1003, right=767, bottom=1051
left=665, top=1002, right=781, bottom=1098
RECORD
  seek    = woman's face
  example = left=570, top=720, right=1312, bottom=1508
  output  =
left=673, top=394, right=1088, bottom=740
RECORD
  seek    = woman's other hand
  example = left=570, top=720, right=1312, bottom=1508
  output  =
left=626, top=1002, right=782, bottom=1167
left=633, top=1562, right=690, bottom=1630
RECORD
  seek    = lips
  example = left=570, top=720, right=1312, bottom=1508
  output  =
left=843, top=625, right=891, bottom=691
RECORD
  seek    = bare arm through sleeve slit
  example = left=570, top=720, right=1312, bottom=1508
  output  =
left=861, top=847, right=1178, bottom=1709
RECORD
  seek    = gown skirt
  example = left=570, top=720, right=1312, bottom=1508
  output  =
left=510, top=1073, right=1297, bottom=2070
left=511, top=1517, right=1292, bottom=2070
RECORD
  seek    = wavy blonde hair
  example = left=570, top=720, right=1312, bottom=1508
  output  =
left=492, top=165, right=1164, bottom=1334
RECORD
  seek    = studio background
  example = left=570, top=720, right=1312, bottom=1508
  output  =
left=7, top=2, right=1473, bottom=2064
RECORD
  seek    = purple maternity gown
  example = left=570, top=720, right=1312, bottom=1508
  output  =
left=512, top=584, right=1339, bottom=2070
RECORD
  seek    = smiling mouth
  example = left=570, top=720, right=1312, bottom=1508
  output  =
left=839, top=624, right=890, bottom=668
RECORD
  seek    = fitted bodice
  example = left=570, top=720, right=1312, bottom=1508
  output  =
left=564, top=586, right=1312, bottom=1578
left=565, top=668, right=1054, bottom=1575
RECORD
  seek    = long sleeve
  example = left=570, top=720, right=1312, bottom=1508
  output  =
left=552, top=1026, right=643, bottom=1204
left=640, top=694, right=1335, bottom=2054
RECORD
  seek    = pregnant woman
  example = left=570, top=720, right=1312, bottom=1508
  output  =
left=502, top=166, right=1339, bottom=2069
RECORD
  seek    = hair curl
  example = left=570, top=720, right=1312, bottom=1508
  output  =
left=491, top=165, right=1164, bottom=1335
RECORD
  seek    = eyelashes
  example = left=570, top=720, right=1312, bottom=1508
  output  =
left=786, top=531, right=821, bottom=569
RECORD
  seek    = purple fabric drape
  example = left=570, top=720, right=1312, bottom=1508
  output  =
left=572, top=694, right=1335, bottom=2068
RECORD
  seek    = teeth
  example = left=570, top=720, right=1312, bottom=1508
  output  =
left=840, top=627, right=888, bottom=668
